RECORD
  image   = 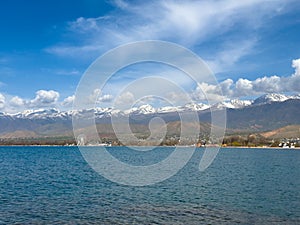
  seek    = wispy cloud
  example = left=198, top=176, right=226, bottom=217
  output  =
left=1, top=1, right=299, bottom=113
left=46, top=44, right=104, bottom=58
left=0, top=57, right=9, bottom=64
left=0, top=66, right=15, bottom=77
left=55, top=69, right=81, bottom=76
left=40, top=68, right=82, bottom=77
left=206, top=39, right=257, bottom=73
left=46, top=0, right=290, bottom=72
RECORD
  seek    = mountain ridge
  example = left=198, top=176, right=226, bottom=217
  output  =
left=0, top=93, right=300, bottom=139
left=2, top=93, right=299, bottom=118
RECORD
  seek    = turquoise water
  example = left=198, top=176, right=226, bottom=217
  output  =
left=0, top=146, right=299, bottom=224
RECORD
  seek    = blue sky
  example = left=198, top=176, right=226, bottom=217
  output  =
left=1, top=0, right=300, bottom=112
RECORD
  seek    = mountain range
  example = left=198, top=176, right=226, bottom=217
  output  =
left=0, top=93, right=300, bottom=140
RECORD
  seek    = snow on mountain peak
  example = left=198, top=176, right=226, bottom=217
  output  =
left=228, top=99, right=252, bottom=108
left=123, top=104, right=156, bottom=115
left=253, top=93, right=289, bottom=105
left=157, top=106, right=181, bottom=113
left=292, top=93, right=300, bottom=99
left=211, top=99, right=252, bottom=110
left=184, top=102, right=210, bottom=111
left=12, top=108, right=61, bottom=118
left=136, top=104, right=156, bottom=114
left=1, top=93, right=300, bottom=119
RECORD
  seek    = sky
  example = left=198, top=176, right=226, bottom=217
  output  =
left=1, top=0, right=300, bottom=113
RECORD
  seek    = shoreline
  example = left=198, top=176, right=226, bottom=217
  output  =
left=0, top=144, right=299, bottom=149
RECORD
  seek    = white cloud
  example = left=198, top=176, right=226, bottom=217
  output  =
left=10, top=96, right=25, bottom=107
left=0, top=93, right=5, bottom=109
left=1, top=58, right=300, bottom=113
left=192, top=79, right=235, bottom=102
left=98, top=94, right=113, bottom=103
left=114, top=91, right=135, bottom=109
left=165, top=91, right=191, bottom=105
left=284, top=60, right=300, bottom=92
left=253, top=75, right=282, bottom=93
left=193, top=82, right=224, bottom=102
left=235, top=78, right=254, bottom=96
left=29, top=90, right=60, bottom=107
left=191, top=58, right=300, bottom=100
left=61, top=95, right=75, bottom=107
left=89, top=89, right=101, bottom=103
left=231, top=59, right=300, bottom=96
left=219, top=79, right=234, bottom=97
left=292, top=58, right=300, bottom=76
left=88, top=89, right=113, bottom=104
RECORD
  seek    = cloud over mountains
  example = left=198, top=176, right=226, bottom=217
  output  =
left=0, top=58, right=300, bottom=113
left=192, top=58, right=300, bottom=101
left=0, top=59, right=300, bottom=112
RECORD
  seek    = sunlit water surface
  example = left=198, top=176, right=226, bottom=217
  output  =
left=0, top=146, right=299, bottom=224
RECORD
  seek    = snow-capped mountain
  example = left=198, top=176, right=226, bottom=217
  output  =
left=252, top=93, right=289, bottom=105
left=182, top=102, right=210, bottom=111
left=292, top=93, right=300, bottom=99
left=0, top=93, right=298, bottom=121
left=12, top=108, right=65, bottom=119
left=124, top=104, right=156, bottom=115
left=1, top=93, right=300, bottom=137
left=157, top=106, right=181, bottom=113
left=94, top=107, right=122, bottom=118
left=228, top=99, right=253, bottom=108
left=211, top=99, right=253, bottom=110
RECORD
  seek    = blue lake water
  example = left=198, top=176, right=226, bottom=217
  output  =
left=0, top=146, right=299, bottom=224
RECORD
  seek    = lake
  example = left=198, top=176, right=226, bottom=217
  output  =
left=0, top=146, right=299, bottom=224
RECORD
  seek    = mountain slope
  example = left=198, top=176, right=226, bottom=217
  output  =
left=261, top=125, right=300, bottom=139
left=253, top=93, right=289, bottom=105
left=0, top=95, right=300, bottom=139
left=225, top=99, right=300, bottom=131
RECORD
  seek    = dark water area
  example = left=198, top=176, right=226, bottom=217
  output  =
left=0, top=146, right=299, bottom=224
